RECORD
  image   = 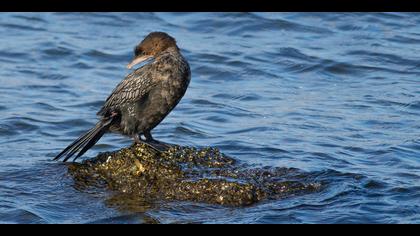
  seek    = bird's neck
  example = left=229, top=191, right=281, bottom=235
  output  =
left=156, top=46, right=181, bottom=58
left=164, top=46, right=180, bottom=54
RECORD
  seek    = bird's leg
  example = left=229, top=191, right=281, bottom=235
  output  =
left=144, top=131, right=156, bottom=143
left=133, top=133, right=144, bottom=144
left=144, top=131, right=168, bottom=145
left=133, top=133, right=162, bottom=153
left=143, top=131, right=171, bottom=151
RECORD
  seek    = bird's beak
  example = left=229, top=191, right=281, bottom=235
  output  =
left=126, top=55, right=153, bottom=69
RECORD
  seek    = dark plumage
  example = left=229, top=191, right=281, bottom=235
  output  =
left=54, top=32, right=191, bottom=162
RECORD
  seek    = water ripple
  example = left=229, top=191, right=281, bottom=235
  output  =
left=0, top=208, right=46, bottom=224
left=0, top=12, right=419, bottom=224
left=0, top=23, right=46, bottom=32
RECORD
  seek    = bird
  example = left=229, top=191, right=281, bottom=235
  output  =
left=54, top=32, right=191, bottom=162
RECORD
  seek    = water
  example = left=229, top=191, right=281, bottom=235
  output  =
left=0, top=12, right=419, bottom=224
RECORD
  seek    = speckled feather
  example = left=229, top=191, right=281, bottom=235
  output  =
left=98, top=47, right=191, bottom=136
left=97, top=64, right=156, bottom=117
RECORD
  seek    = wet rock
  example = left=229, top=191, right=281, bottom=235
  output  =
left=68, top=143, right=321, bottom=206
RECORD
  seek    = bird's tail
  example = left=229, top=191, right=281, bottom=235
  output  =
left=53, top=118, right=113, bottom=162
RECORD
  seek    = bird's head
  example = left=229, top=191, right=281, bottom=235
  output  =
left=127, top=32, right=178, bottom=69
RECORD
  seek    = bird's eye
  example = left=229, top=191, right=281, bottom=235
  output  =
left=134, top=46, right=142, bottom=56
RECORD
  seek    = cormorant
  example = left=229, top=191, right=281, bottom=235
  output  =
left=54, top=32, right=191, bottom=162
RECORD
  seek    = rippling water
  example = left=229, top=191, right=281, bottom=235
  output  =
left=0, top=12, right=419, bottom=224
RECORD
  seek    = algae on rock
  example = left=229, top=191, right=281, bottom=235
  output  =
left=68, top=143, right=321, bottom=206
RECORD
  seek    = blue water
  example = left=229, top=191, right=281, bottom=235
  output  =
left=0, top=12, right=419, bottom=224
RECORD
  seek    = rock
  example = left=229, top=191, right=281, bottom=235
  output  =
left=68, top=143, right=321, bottom=206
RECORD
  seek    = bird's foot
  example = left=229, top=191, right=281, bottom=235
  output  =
left=144, top=139, right=172, bottom=152
left=133, top=134, right=170, bottom=153
left=133, top=134, right=144, bottom=145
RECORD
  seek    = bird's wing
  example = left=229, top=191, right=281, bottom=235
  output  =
left=97, top=67, right=156, bottom=116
